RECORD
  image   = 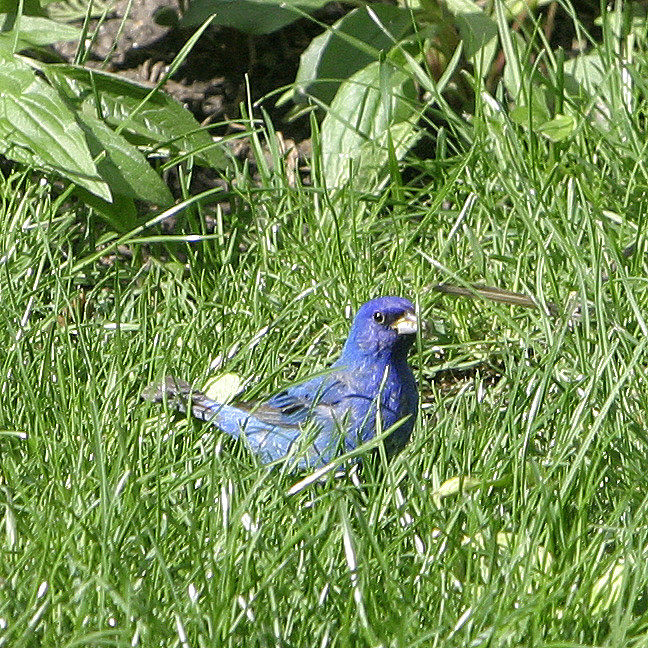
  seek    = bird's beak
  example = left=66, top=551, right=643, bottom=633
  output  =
left=390, top=311, right=418, bottom=335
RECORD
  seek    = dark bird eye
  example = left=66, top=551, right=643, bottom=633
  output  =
left=373, top=311, right=385, bottom=324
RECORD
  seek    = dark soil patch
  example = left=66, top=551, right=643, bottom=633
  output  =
left=55, top=0, right=348, bottom=143
left=47, top=0, right=602, bottom=205
left=54, top=1, right=599, bottom=145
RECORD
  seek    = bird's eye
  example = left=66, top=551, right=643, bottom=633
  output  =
left=373, top=311, right=385, bottom=324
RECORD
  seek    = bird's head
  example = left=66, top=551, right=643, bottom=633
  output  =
left=342, top=296, right=418, bottom=361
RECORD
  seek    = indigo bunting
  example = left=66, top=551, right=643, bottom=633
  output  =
left=143, top=296, right=418, bottom=468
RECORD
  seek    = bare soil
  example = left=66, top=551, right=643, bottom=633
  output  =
left=49, top=0, right=600, bottom=196
left=55, top=0, right=345, bottom=142
left=59, top=1, right=599, bottom=144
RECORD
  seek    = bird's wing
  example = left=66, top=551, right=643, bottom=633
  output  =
left=143, top=373, right=359, bottom=466
left=235, top=371, right=353, bottom=428
left=235, top=394, right=306, bottom=427
left=238, top=391, right=323, bottom=427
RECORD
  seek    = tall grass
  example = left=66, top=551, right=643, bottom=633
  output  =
left=2, top=3, right=648, bottom=647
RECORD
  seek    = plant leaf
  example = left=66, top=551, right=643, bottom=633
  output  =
left=536, top=114, right=576, bottom=142
left=0, top=57, right=110, bottom=200
left=204, top=373, right=243, bottom=403
left=590, top=560, right=626, bottom=616
left=76, top=110, right=174, bottom=206
left=0, top=13, right=81, bottom=51
left=0, top=0, right=44, bottom=15
left=564, top=52, right=606, bottom=96
left=181, top=0, right=329, bottom=34
left=43, top=64, right=228, bottom=170
left=75, top=189, right=138, bottom=232
left=294, top=5, right=414, bottom=107
left=433, top=475, right=482, bottom=499
left=509, top=89, right=551, bottom=129
left=445, top=0, right=498, bottom=76
left=321, top=59, right=420, bottom=192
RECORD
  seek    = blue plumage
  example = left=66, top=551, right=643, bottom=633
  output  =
left=143, top=296, right=419, bottom=467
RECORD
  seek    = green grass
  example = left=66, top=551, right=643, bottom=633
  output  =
left=3, top=8, right=648, bottom=648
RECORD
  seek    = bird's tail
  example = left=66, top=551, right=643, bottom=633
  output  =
left=141, top=376, right=220, bottom=422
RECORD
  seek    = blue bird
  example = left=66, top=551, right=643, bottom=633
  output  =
left=143, top=296, right=419, bottom=468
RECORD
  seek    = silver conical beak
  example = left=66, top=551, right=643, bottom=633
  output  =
left=390, top=311, right=418, bottom=335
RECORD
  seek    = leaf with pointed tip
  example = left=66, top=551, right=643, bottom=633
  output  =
left=536, top=114, right=576, bottom=142
left=0, top=57, right=110, bottom=200
left=44, top=64, right=228, bottom=170
left=76, top=110, right=174, bottom=207
left=0, top=13, right=81, bottom=51
left=294, top=5, right=414, bottom=107
left=321, top=60, right=420, bottom=192
left=75, top=190, right=138, bottom=232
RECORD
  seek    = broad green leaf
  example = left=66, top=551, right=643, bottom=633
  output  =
left=0, top=13, right=81, bottom=52
left=503, top=0, right=553, bottom=18
left=47, top=0, right=113, bottom=22
left=43, top=64, right=228, bottom=170
left=294, top=5, right=414, bottom=107
left=564, top=52, right=606, bottom=97
left=75, top=189, right=138, bottom=232
left=535, top=114, right=576, bottom=142
left=321, top=60, right=420, bottom=192
left=496, top=1, right=525, bottom=98
left=76, top=111, right=174, bottom=207
left=0, top=0, right=44, bottom=15
left=0, top=58, right=109, bottom=200
left=507, top=64, right=576, bottom=142
left=458, top=531, right=554, bottom=591
left=181, top=0, right=328, bottom=34
left=444, top=0, right=498, bottom=76
left=509, top=89, right=551, bottom=129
